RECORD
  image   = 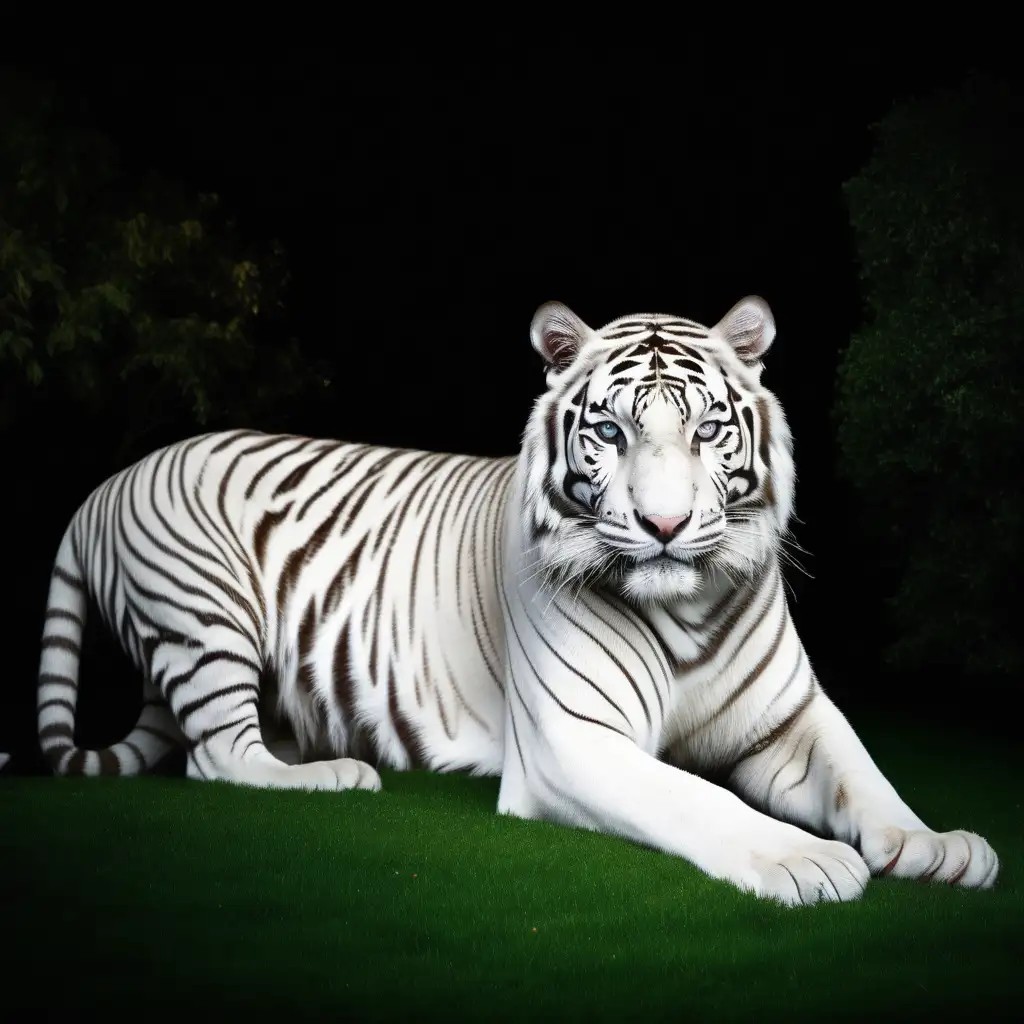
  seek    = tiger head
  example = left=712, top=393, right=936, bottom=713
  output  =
left=520, top=296, right=795, bottom=606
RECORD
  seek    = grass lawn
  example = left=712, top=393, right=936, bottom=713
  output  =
left=1, top=715, right=1019, bottom=1020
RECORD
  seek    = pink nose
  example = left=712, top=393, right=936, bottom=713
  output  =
left=636, top=512, right=691, bottom=542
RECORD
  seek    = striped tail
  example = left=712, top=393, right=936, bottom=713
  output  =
left=38, top=525, right=183, bottom=776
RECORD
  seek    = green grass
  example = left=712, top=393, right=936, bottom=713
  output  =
left=1, top=718, right=1019, bottom=1020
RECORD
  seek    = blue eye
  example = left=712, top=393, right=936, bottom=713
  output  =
left=695, top=420, right=721, bottom=442
left=595, top=421, right=621, bottom=443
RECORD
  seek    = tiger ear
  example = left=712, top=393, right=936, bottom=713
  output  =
left=710, top=295, right=776, bottom=366
left=530, top=301, right=594, bottom=372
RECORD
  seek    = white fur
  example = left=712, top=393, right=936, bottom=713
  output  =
left=36, top=297, right=998, bottom=906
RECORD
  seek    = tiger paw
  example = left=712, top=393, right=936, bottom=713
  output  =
left=728, top=819, right=870, bottom=906
left=298, top=757, right=383, bottom=793
left=861, top=825, right=999, bottom=889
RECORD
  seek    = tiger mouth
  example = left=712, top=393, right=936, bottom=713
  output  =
left=639, top=539, right=721, bottom=561
left=647, top=552, right=706, bottom=567
left=621, top=548, right=715, bottom=571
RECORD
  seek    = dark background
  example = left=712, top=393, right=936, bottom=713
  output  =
left=3, top=47, right=1020, bottom=764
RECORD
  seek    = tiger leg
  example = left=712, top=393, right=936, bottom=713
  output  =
left=727, top=685, right=999, bottom=889
left=498, top=709, right=869, bottom=907
left=157, top=643, right=380, bottom=792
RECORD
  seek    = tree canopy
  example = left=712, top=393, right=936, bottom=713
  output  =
left=836, top=74, right=1023, bottom=677
left=1, top=71, right=322, bottom=459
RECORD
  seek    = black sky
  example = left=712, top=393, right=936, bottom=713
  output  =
left=5, top=46, right=1020, bottom=756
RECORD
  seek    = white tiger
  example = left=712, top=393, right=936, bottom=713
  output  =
left=32, top=296, right=998, bottom=906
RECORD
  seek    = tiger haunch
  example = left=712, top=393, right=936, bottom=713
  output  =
left=34, top=295, right=999, bottom=905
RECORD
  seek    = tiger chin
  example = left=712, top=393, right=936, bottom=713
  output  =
left=32, top=294, right=998, bottom=908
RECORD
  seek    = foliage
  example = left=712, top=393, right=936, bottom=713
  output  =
left=0, top=71, right=321, bottom=456
left=836, top=74, right=1024, bottom=676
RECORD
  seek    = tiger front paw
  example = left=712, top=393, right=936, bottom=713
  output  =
left=862, top=825, right=999, bottom=889
left=724, top=817, right=870, bottom=907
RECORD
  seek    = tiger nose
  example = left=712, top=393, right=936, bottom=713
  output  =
left=635, top=511, right=691, bottom=542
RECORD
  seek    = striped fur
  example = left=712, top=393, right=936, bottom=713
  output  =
left=31, top=296, right=998, bottom=906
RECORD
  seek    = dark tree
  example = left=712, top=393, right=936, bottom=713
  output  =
left=836, top=74, right=1024, bottom=678
left=1, top=70, right=323, bottom=463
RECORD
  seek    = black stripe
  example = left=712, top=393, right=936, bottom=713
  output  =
left=432, top=457, right=481, bottom=604
left=552, top=597, right=654, bottom=728
left=333, top=620, right=361, bottom=739
left=246, top=436, right=318, bottom=499
left=38, top=697, right=76, bottom=716
left=209, top=430, right=266, bottom=455
left=241, top=736, right=263, bottom=760
left=200, top=715, right=260, bottom=745
left=531, top=607, right=632, bottom=727
left=736, top=681, right=816, bottom=764
left=324, top=533, right=368, bottom=619
left=163, top=650, right=262, bottom=703
left=126, top=574, right=245, bottom=635
left=39, top=722, right=74, bottom=741
left=388, top=665, right=428, bottom=767
left=45, top=608, right=84, bottom=627
left=122, top=471, right=262, bottom=641
left=41, top=635, right=81, bottom=656
left=299, top=448, right=399, bottom=522
left=52, top=566, right=84, bottom=589
left=273, top=452, right=331, bottom=496
left=175, top=682, right=259, bottom=726
left=583, top=593, right=670, bottom=718
left=123, top=740, right=148, bottom=768
left=149, top=443, right=236, bottom=577
left=507, top=700, right=528, bottom=775
left=507, top=662, right=539, bottom=733
left=39, top=671, right=76, bottom=688
left=253, top=504, right=292, bottom=572
left=780, top=736, right=820, bottom=795
left=503, top=588, right=629, bottom=739
left=700, top=597, right=788, bottom=729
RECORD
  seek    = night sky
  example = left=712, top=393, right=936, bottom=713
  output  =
left=5, top=47, right=1020, bottom=758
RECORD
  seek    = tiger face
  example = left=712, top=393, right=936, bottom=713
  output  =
left=521, top=297, right=795, bottom=606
